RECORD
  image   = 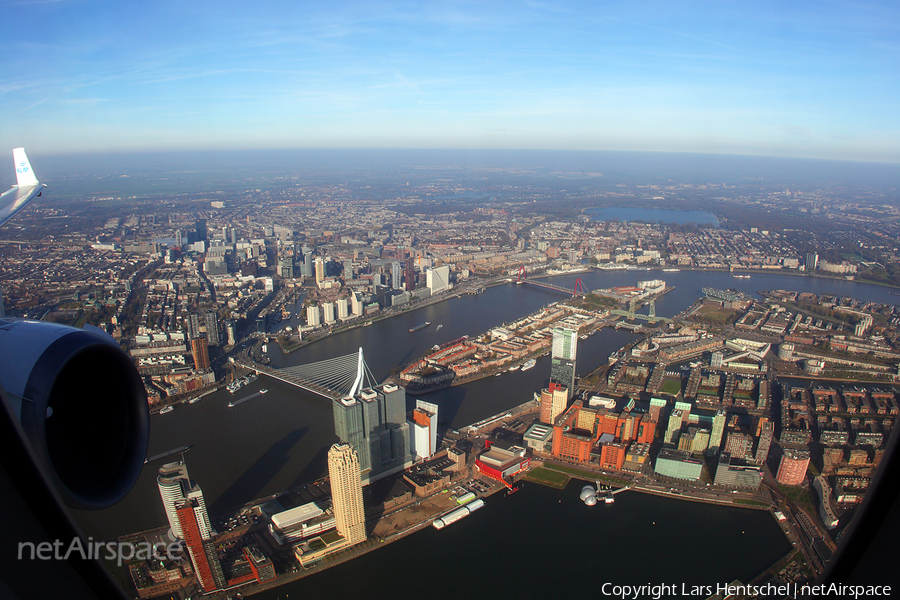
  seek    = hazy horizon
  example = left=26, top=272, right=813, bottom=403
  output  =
left=28, top=148, right=900, bottom=190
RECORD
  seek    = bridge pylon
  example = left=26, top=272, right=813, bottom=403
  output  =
left=574, top=278, right=586, bottom=296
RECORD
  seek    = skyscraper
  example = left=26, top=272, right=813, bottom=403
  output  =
left=187, top=313, right=203, bottom=340
left=409, top=400, right=438, bottom=459
left=315, top=257, right=325, bottom=286
left=332, top=383, right=411, bottom=483
left=337, top=297, right=349, bottom=319
left=391, top=261, right=402, bottom=289
left=176, top=498, right=225, bottom=592
left=805, top=252, right=818, bottom=271
left=300, top=254, right=313, bottom=278
left=323, top=301, right=335, bottom=324
left=191, top=335, right=210, bottom=371
left=195, top=218, right=207, bottom=242
left=426, top=265, right=450, bottom=294
left=204, top=311, right=220, bottom=346
left=157, top=461, right=214, bottom=540
left=539, top=384, right=568, bottom=425
left=306, top=304, right=321, bottom=327
left=665, top=409, right=683, bottom=444
left=756, top=421, right=775, bottom=464
left=328, top=443, right=367, bottom=546
left=551, top=327, right=577, bottom=400
left=708, top=408, right=728, bottom=456
left=351, top=291, right=363, bottom=316
left=404, top=257, right=415, bottom=291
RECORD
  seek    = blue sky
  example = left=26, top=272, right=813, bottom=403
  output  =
left=2, top=0, right=898, bottom=161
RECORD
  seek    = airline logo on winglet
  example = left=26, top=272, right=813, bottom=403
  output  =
left=17, top=162, right=29, bottom=175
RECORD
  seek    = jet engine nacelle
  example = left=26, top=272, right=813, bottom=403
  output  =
left=0, top=319, right=149, bottom=510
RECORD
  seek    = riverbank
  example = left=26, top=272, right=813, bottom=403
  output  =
left=271, top=264, right=899, bottom=358
left=273, top=277, right=511, bottom=355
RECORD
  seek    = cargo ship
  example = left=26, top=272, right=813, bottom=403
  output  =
left=409, top=321, right=431, bottom=333
left=144, top=444, right=191, bottom=464
left=432, top=499, right=484, bottom=529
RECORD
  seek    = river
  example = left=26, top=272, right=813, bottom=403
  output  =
left=253, top=481, right=791, bottom=600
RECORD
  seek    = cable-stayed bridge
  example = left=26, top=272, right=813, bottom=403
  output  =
left=235, top=347, right=379, bottom=400
left=516, top=267, right=587, bottom=297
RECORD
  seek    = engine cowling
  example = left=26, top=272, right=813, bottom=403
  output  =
left=0, top=319, right=149, bottom=510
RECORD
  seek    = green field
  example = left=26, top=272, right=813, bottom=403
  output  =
left=734, top=498, right=770, bottom=508
left=541, top=463, right=629, bottom=486
left=660, top=378, right=682, bottom=395
left=525, top=467, right=570, bottom=488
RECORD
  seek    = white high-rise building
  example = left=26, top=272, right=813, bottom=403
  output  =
left=337, top=297, right=349, bottom=319
left=157, top=461, right=213, bottom=540
left=552, top=327, right=578, bottom=361
left=323, top=301, right=335, bottom=324
left=327, top=443, right=366, bottom=545
left=391, top=262, right=402, bottom=289
left=306, top=304, right=321, bottom=327
left=550, top=327, right=577, bottom=400
left=425, top=265, right=450, bottom=294
left=409, top=400, right=438, bottom=459
left=351, top=291, right=363, bottom=316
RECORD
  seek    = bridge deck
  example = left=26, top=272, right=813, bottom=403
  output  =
left=520, top=280, right=586, bottom=297
left=236, top=358, right=339, bottom=400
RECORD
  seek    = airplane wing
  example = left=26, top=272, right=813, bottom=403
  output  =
left=0, top=147, right=46, bottom=227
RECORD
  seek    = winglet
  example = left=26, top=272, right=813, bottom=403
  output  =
left=12, top=148, right=38, bottom=187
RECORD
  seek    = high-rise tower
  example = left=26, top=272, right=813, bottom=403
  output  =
left=191, top=335, right=210, bottom=371
left=550, top=327, right=577, bottom=400
left=328, top=443, right=367, bottom=546
left=315, top=257, right=325, bottom=286
left=332, top=382, right=411, bottom=483
left=409, top=400, right=438, bottom=459
left=176, top=498, right=225, bottom=592
left=404, top=257, right=415, bottom=292
left=157, top=461, right=214, bottom=540
left=708, top=408, right=728, bottom=456
left=391, top=261, right=402, bottom=289
left=665, top=409, right=684, bottom=444
left=195, top=218, right=207, bottom=242
left=204, top=311, right=220, bottom=346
